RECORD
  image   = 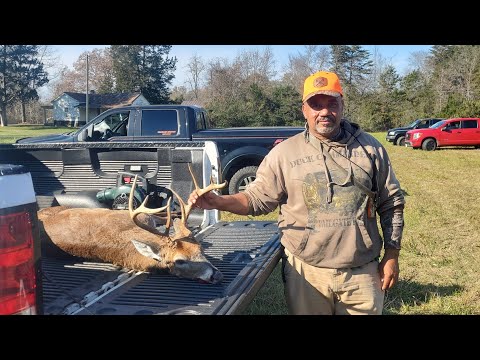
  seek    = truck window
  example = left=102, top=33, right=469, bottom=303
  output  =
left=417, top=121, right=430, bottom=129
left=462, top=120, right=478, bottom=129
left=204, top=112, right=212, bottom=128
left=141, top=110, right=179, bottom=136
left=196, top=112, right=206, bottom=130
left=446, top=121, right=460, bottom=130
left=92, top=112, right=129, bottom=140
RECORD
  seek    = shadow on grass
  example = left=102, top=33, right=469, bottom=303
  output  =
left=383, top=278, right=462, bottom=314
left=435, top=146, right=480, bottom=151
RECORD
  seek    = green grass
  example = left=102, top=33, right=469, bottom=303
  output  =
left=224, top=134, right=480, bottom=315
left=4, top=126, right=479, bottom=314
left=0, top=124, right=72, bottom=144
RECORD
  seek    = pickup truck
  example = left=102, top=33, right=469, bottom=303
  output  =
left=385, top=118, right=444, bottom=146
left=0, top=141, right=281, bottom=315
left=16, top=104, right=303, bottom=195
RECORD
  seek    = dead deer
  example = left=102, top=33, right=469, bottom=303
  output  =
left=38, top=164, right=227, bottom=284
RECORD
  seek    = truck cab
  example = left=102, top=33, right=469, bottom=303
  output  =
left=15, top=104, right=303, bottom=195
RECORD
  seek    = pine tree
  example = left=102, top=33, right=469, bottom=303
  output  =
left=111, top=45, right=177, bottom=104
left=0, top=45, right=48, bottom=126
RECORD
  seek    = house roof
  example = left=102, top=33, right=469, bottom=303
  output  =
left=59, top=92, right=143, bottom=108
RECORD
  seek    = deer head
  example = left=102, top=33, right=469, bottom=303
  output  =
left=128, top=164, right=228, bottom=283
left=38, top=164, right=228, bottom=284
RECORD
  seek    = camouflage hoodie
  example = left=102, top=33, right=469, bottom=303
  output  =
left=243, top=119, right=405, bottom=269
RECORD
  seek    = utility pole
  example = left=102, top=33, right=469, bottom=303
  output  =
left=85, top=54, right=89, bottom=124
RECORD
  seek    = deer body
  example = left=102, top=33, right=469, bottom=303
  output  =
left=38, top=166, right=227, bottom=284
left=39, top=207, right=167, bottom=271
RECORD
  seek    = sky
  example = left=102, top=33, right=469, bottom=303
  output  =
left=47, top=44, right=432, bottom=90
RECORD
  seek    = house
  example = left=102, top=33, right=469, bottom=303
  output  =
left=52, top=91, right=150, bottom=126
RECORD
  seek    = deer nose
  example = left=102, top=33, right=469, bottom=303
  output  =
left=210, top=270, right=223, bottom=284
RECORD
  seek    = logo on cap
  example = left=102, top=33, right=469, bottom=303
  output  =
left=313, top=77, right=328, bottom=88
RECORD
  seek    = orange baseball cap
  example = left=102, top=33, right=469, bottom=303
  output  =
left=302, top=71, right=343, bottom=102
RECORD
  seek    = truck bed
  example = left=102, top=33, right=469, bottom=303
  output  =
left=40, top=221, right=280, bottom=315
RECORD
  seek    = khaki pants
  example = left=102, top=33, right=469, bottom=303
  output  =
left=282, top=247, right=384, bottom=315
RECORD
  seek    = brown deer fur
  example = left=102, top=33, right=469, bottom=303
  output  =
left=38, top=167, right=227, bottom=284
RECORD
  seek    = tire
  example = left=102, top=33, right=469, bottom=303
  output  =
left=228, top=166, right=258, bottom=195
left=422, top=138, right=437, bottom=151
left=396, top=136, right=405, bottom=147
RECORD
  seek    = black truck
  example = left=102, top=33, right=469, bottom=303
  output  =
left=0, top=141, right=282, bottom=315
left=16, top=104, right=303, bottom=194
left=385, top=117, right=444, bottom=146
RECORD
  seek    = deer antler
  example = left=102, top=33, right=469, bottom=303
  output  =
left=129, top=175, right=172, bottom=236
left=170, top=163, right=227, bottom=240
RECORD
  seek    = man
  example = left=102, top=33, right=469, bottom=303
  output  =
left=188, top=71, right=405, bottom=315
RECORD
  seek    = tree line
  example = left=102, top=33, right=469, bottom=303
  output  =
left=0, top=45, right=176, bottom=126
left=2, top=45, right=480, bottom=131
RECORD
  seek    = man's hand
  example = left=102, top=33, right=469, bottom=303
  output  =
left=379, top=249, right=400, bottom=291
left=188, top=189, right=218, bottom=210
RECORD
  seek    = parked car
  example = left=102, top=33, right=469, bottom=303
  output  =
left=405, top=118, right=480, bottom=151
left=386, top=118, right=444, bottom=146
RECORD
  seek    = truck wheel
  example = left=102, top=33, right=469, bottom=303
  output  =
left=422, top=138, right=437, bottom=151
left=228, top=166, right=258, bottom=194
left=396, top=136, right=405, bottom=147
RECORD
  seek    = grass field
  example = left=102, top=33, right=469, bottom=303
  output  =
left=2, top=125, right=479, bottom=314
left=0, top=124, right=72, bottom=144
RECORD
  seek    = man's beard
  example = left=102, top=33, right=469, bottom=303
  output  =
left=315, top=116, right=338, bottom=136
left=315, top=123, right=337, bottom=135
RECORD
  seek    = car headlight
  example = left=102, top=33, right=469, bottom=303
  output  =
left=413, top=133, right=421, bottom=140
left=388, top=131, right=395, bottom=135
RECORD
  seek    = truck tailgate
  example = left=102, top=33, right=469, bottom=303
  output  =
left=41, top=221, right=280, bottom=315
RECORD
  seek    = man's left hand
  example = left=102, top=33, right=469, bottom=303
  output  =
left=379, top=249, right=400, bottom=291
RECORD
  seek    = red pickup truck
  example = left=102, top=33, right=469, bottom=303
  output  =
left=405, top=118, right=480, bottom=150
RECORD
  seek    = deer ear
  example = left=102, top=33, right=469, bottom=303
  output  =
left=131, top=239, right=162, bottom=261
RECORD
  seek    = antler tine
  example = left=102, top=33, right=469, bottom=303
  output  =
left=188, top=163, right=227, bottom=197
left=129, top=175, right=172, bottom=235
left=166, top=164, right=227, bottom=240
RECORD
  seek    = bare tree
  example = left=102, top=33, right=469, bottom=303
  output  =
left=433, top=67, right=449, bottom=113
left=363, top=46, right=391, bottom=93
left=205, top=57, right=242, bottom=103
left=448, top=45, right=480, bottom=100
left=408, top=50, right=429, bottom=74
left=234, top=46, right=277, bottom=86
left=50, top=48, right=114, bottom=100
left=431, top=45, right=480, bottom=107
left=281, top=45, right=330, bottom=94
left=185, top=54, right=206, bottom=99
left=170, top=85, right=188, bottom=103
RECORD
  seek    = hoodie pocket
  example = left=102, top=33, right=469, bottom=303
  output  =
left=293, top=227, right=312, bottom=256
left=356, top=197, right=374, bottom=249
left=357, top=218, right=374, bottom=250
